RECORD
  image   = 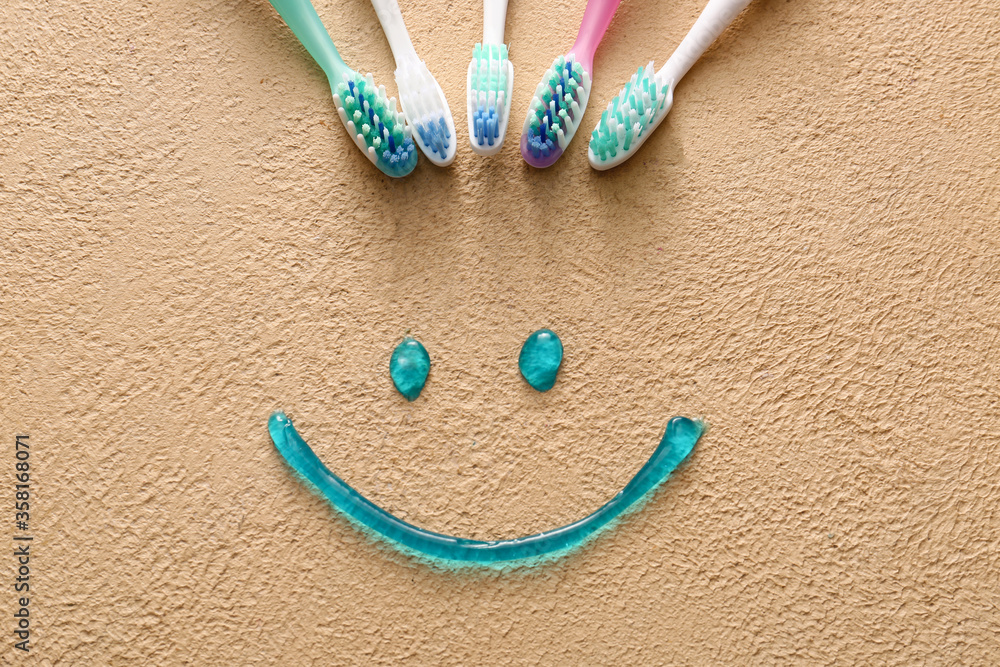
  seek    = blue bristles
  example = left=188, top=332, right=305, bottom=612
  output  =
left=416, top=114, right=451, bottom=158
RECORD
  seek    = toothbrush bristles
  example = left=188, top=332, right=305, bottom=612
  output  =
left=396, top=60, right=453, bottom=161
left=332, top=71, right=417, bottom=177
left=521, top=55, right=591, bottom=167
left=470, top=43, right=510, bottom=147
left=589, top=63, right=670, bottom=166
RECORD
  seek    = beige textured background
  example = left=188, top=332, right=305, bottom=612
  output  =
left=2, top=0, right=999, bottom=663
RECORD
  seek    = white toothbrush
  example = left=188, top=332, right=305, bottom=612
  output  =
left=371, top=0, right=457, bottom=166
left=588, top=0, right=753, bottom=169
left=467, top=0, right=514, bottom=155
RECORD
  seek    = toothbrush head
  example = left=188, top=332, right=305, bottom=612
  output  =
left=588, top=63, right=673, bottom=170
left=395, top=59, right=456, bottom=166
left=331, top=70, right=417, bottom=178
left=520, top=54, right=591, bottom=168
left=467, top=43, right=514, bottom=156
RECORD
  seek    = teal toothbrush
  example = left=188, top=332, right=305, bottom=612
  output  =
left=268, top=0, right=417, bottom=177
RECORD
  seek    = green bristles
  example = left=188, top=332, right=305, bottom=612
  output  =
left=589, top=63, right=670, bottom=163
left=335, top=79, right=405, bottom=149
left=471, top=43, right=508, bottom=95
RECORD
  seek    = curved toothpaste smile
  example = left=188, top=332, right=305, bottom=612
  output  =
left=268, top=410, right=705, bottom=564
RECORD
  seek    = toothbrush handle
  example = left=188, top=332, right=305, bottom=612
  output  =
left=659, top=0, right=753, bottom=85
left=268, top=0, right=347, bottom=80
left=570, top=0, right=623, bottom=70
left=483, top=0, right=509, bottom=45
left=370, top=0, right=419, bottom=63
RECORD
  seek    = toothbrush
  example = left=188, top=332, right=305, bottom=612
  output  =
left=268, top=0, right=417, bottom=178
left=520, top=0, right=622, bottom=168
left=588, top=0, right=753, bottom=170
left=467, top=0, right=514, bottom=155
left=371, top=0, right=457, bottom=166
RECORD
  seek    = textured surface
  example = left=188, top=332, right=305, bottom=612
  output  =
left=1, top=0, right=999, bottom=663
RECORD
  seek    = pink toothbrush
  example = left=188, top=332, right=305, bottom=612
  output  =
left=520, top=0, right=622, bottom=168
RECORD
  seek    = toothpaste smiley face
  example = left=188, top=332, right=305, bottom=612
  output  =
left=269, top=411, right=704, bottom=564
